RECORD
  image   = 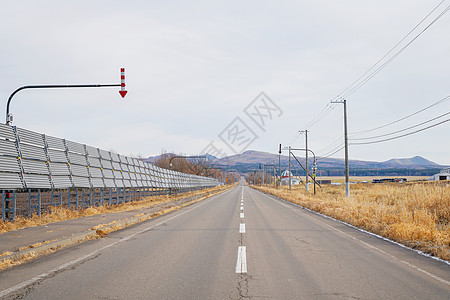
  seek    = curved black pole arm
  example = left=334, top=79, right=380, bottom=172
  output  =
left=6, top=84, right=120, bottom=125
left=289, top=148, right=316, bottom=161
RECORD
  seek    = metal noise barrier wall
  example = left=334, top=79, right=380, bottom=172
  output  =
left=0, top=123, right=219, bottom=221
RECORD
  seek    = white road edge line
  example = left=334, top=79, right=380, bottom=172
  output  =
left=315, top=215, right=450, bottom=286
left=239, top=223, right=246, bottom=233
left=0, top=190, right=227, bottom=298
left=264, top=192, right=450, bottom=286
left=235, top=246, right=247, bottom=273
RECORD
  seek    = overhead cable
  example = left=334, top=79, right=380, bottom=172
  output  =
left=339, top=1, right=450, bottom=99
left=351, top=117, right=450, bottom=145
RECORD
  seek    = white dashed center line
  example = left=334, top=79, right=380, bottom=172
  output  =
left=236, top=189, right=247, bottom=274
left=235, top=246, right=247, bottom=273
left=239, top=223, right=246, bottom=233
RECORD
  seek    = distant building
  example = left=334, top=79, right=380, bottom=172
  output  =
left=372, top=178, right=407, bottom=183
left=280, top=170, right=300, bottom=186
left=317, top=179, right=332, bottom=185
left=428, top=168, right=450, bottom=181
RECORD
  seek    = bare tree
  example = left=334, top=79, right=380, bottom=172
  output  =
left=154, top=151, right=212, bottom=177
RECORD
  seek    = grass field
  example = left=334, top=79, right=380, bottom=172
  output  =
left=253, top=180, right=450, bottom=261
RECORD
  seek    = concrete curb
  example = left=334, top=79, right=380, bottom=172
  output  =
left=0, top=186, right=232, bottom=270
left=1, top=230, right=98, bottom=264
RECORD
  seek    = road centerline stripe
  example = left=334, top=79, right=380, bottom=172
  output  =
left=239, top=223, right=246, bottom=233
left=235, top=246, right=247, bottom=273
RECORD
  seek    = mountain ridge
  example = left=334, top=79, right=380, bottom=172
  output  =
left=145, top=150, right=445, bottom=171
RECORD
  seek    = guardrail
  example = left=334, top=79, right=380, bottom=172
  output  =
left=0, top=123, right=218, bottom=221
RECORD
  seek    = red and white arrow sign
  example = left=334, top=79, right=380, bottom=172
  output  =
left=119, top=68, right=128, bottom=98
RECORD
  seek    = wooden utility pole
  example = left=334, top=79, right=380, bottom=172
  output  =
left=288, top=146, right=292, bottom=190
left=331, top=99, right=350, bottom=197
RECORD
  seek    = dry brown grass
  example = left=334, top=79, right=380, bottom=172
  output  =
left=254, top=181, right=450, bottom=261
left=0, top=185, right=234, bottom=234
left=0, top=251, right=39, bottom=270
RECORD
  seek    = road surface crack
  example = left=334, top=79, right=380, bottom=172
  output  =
left=235, top=273, right=252, bottom=299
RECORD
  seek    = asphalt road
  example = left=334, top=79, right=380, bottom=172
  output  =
left=0, top=182, right=449, bottom=299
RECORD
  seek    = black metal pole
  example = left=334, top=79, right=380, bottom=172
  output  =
left=290, top=148, right=320, bottom=193
left=6, top=84, right=121, bottom=125
left=288, top=146, right=291, bottom=190
left=278, top=144, right=281, bottom=188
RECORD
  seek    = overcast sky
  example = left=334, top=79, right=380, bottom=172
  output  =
left=1, top=1, right=449, bottom=165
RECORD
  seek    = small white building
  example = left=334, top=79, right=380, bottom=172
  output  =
left=428, top=168, right=450, bottom=181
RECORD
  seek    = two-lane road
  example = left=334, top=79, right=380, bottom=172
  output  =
left=0, top=183, right=448, bottom=299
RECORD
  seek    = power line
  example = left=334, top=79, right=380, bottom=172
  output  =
left=317, top=100, right=450, bottom=157
left=285, top=130, right=301, bottom=147
left=317, top=146, right=346, bottom=161
left=285, top=2, right=450, bottom=156
left=339, top=1, right=450, bottom=99
left=351, top=110, right=450, bottom=141
left=337, top=0, right=446, bottom=98
left=351, top=117, right=450, bottom=145
left=295, top=2, right=450, bottom=145
left=303, top=103, right=337, bottom=130
left=316, top=136, right=344, bottom=155
left=351, top=94, right=450, bottom=135
left=315, top=113, right=450, bottom=159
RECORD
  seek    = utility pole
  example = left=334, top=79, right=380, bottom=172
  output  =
left=259, top=163, right=262, bottom=185
left=278, top=144, right=281, bottom=187
left=298, top=130, right=309, bottom=192
left=288, top=146, right=292, bottom=190
left=273, top=165, right=276, bottom=188
left=313, top=159, right=317, bottom=195
left=264, top=164, right=276, bottom=187
left=305, top=130, right=308, bottom=191
left=331, top=98, right=350, bottom=197
left=262, top=164, right=265, bottom=185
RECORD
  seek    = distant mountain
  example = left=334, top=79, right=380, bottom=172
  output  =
left=210, top=150, right=445, bottom=176
left=382, top=156, right=439, bottom=167
left=144, top=150, right=445, bottom=176
left=216, top=150, right=276, bottom=165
